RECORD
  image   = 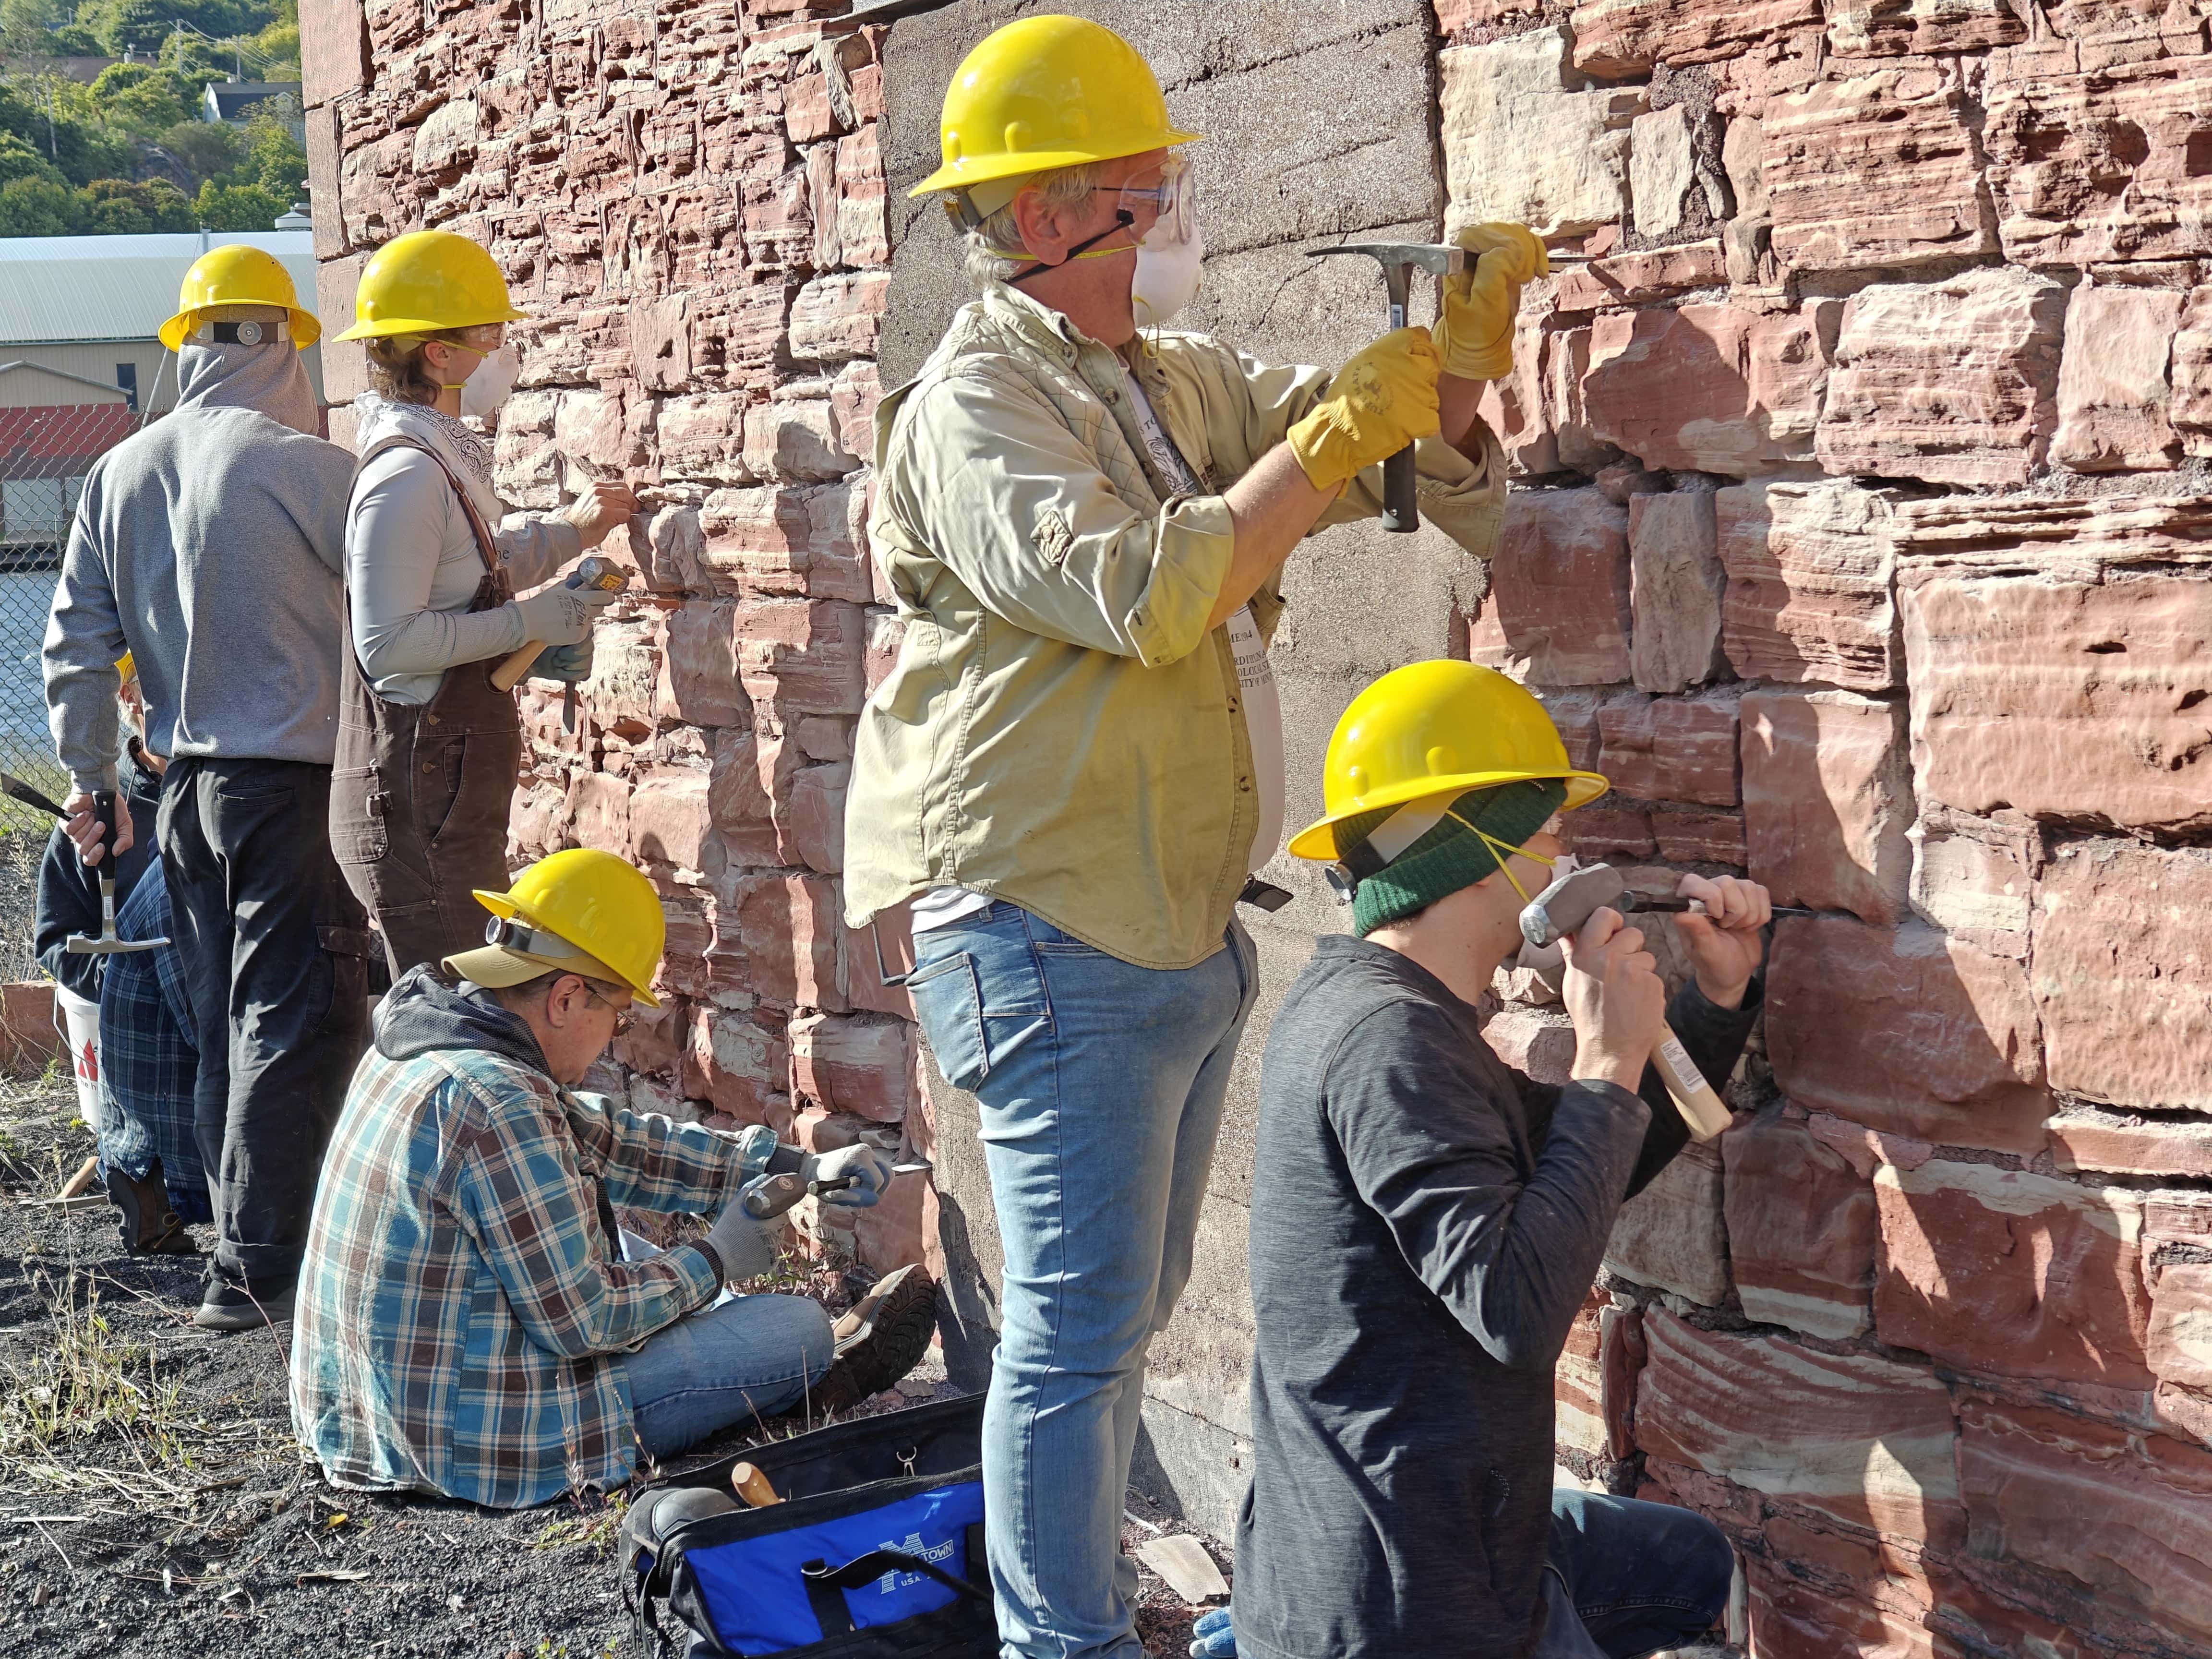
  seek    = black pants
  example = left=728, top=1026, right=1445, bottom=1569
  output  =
left=157, top=757, right=369, bottom=1290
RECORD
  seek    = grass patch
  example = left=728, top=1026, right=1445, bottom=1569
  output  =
left=0, top=1269, right=189, bottom=1476
left=532, top=1489, right=629, bottom=1555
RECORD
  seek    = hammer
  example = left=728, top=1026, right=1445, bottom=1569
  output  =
left=1305, top=239, right=1591, bottom=533
left=1517, top=865, right=1807, bottom=1142
left=65, top=791, right=168, bottom=957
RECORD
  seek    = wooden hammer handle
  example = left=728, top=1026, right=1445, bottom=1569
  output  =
left=1650, top=1022, right=1734, bottom=1142
left=489, top=640, right=543, bottom=692
left=732, top=1462, right=782, bottom=1507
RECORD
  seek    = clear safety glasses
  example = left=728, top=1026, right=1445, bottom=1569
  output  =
left=1096, top=153, right=1195, bottom=249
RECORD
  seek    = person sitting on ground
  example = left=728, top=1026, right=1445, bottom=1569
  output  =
left=33, top=653, right=206, bottom=1255
left=291, top=847, right=938, bottom=1509
left=1220, top=661, right=1767, bottom=1659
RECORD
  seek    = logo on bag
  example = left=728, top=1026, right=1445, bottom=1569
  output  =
left=875, top=1530, right=956, bottom=1594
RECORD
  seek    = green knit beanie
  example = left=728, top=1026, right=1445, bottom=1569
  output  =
left=1343, top=777, right=1569, bottom=936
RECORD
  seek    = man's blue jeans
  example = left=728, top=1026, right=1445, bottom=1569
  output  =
left=1538, top=1491, right=1734, bottom=1657
left=906, top=902, right=1259, bottom=1659
left=625, top=1292, right=836, bottom=1461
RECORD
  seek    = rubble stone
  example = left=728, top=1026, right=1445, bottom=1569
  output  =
left=2055, top=283, right=2184, bottom=471
left=1582, top=303, right=1829, bottom=476
left=1764, top=69, right=1998, bottom=272
left=1481, top=489, right=1632, bottom=685
left=1439, top=29, right=1639, bottom=237
left=1766, top=916, right=2049, bottom=1154
left=1984, top=52, right=2212, bottom=268
left=1724, top=1114, right=1876, bottom=1339
left=1874, top=1159, right=2153, bottom=1387
left=1628, top=491, right=1728, bottom=696
left=1596, top=692, right=1741, bottom=806
left=1635, top=1309, right=1966, bottom=1543
left=2034, top=842, right=2212, bottom=1111
left=1816, top=267, right=2067, bottom=485
left=1605, top=1142, right=1730, bottom=1305
left=1714, top=480, right=1901, bottom=690
left=1741, top=689, right=1913, bottom=927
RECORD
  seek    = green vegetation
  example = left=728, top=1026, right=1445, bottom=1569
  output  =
left=0, top=0, right=304, bottom=236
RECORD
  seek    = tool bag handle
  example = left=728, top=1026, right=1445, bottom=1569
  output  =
left=800, top=1525, right=991, bottom=1637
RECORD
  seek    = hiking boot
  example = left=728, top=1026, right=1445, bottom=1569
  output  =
left=104, top=1160, right=197, bottom=1258
left=192, top=1277, right=295, bottom=1332
left=813, top=1264, right=937, bottom=1414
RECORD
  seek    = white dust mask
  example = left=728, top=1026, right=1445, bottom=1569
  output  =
left=456, top=344, right=520, bottom=419
left=1130, top=160, right=1202, bottom=328
left=1132, top=216, right=1204, bottom=329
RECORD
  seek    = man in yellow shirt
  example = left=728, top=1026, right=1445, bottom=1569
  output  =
left=843, top=19, right=1544, bottom=1659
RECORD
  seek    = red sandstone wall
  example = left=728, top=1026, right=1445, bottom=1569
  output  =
left=1443, top=0, right=2212, bottom=1652
left=299, top=0, right=929, bottom=1275
left=300, top=0, right=2212, bottom=1643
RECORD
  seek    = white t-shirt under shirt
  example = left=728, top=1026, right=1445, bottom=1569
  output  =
left=910, top=369, right=1287, bottom=935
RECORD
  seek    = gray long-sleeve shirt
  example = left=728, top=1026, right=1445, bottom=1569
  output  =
left=1236, top=933, right=1761, bottom=1659
left=43, top=342, right=354, bottom=791
left=346, top=442, right=581, bottom=706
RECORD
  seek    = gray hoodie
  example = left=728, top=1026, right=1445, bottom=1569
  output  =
left=42, top=341, right=356, bottom=791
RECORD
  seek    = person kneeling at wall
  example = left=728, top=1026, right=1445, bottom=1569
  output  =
left=290, top=847, right=937, bottom=1509
left=1214, top=661, right=1773, bottom=1659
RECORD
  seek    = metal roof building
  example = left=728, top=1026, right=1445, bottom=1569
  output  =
left=0, top=230, right=324, bottom=412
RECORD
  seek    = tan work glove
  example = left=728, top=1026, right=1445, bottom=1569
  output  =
left=1286, top=327, right=1443, bottom=493
left=1433, top=222, right=1549, bottom=383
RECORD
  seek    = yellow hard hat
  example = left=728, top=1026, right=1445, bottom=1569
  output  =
left=158, top=244, right=321, bottom=351
left=331, top=228, right=529, bottom=342
left=910, top=15, right=1202, bottom=201
left=1288, top=660, right=1611, bottom=863
left=445, top=848, right=665, bottom=1008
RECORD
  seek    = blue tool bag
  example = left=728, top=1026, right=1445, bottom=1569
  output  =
left=624, top=1394, right=993, bottom=1659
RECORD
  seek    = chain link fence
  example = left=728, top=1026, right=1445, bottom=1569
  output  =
left=0, top=401, right=145, bottom=982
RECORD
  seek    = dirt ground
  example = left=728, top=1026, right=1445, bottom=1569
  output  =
left=0, top=1062, right=1232, bottom=1659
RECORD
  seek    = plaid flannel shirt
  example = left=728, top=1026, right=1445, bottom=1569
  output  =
left=291, top=1036, right=740, bottom=1509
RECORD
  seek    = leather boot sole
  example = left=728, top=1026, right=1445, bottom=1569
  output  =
left=813, top=1264, right=938, bottom=1415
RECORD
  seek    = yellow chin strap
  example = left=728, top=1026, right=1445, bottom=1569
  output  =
left=1443, top=808, right=1555, bottom=904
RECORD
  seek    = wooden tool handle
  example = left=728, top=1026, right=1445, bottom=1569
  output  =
left=1650, top=1021, right=1734, bottom=1142
left=490, top=640, right=544, bottom=693
left=732, top=1462, right=782, bottom=1507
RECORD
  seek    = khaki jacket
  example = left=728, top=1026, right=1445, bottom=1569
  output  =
left=844, top=282, right=1508, bottom=970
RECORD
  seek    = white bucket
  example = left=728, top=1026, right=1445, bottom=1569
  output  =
left=53, top=985, right=111, bottom=1137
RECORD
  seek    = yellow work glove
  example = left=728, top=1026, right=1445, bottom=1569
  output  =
left=1285, top=327, right=1443, bottom=493
left=1432, top=222, right=1549, bottom=383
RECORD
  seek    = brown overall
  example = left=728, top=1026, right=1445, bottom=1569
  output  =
left=330, top=440, right=526, bottom=980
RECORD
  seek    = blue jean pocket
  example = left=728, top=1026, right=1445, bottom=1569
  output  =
left=907, top=951, right=991, bottom=1091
